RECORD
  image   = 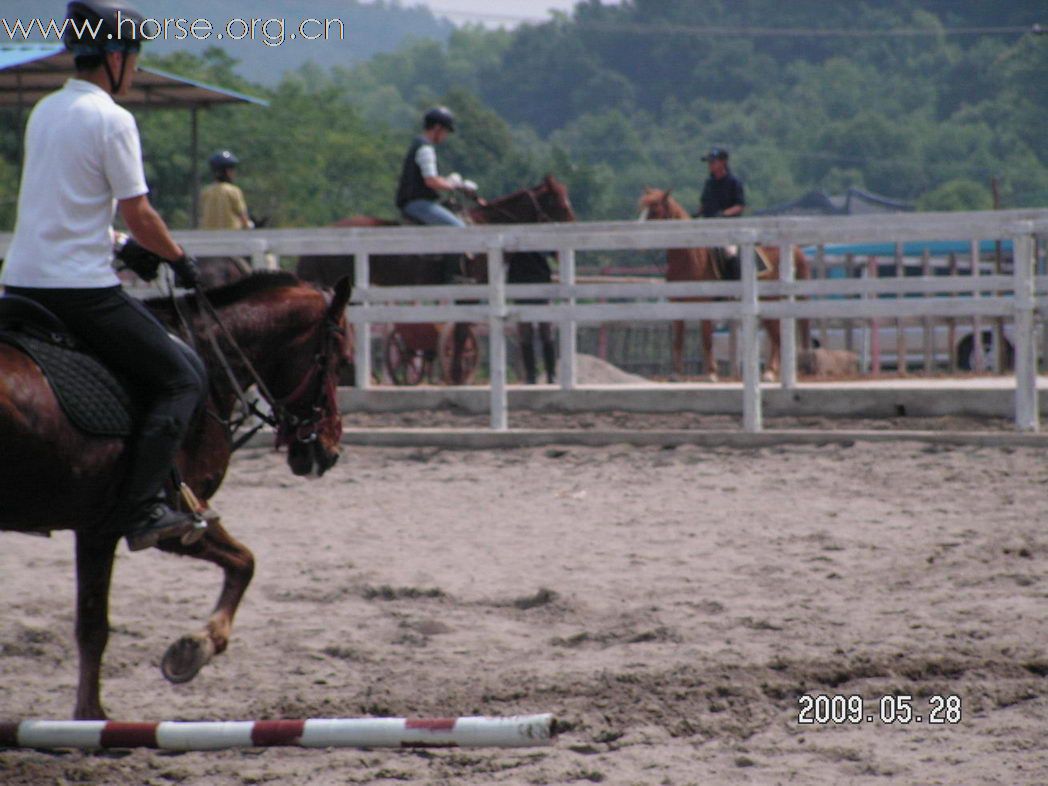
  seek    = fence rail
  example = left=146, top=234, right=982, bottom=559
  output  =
left=2, top=209, right=1047, bottom=431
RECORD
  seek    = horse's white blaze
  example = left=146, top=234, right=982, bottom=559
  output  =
left=637, top=207, right=650, bottom=222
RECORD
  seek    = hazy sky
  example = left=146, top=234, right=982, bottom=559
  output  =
left=410, top=0, right=620, bottom=26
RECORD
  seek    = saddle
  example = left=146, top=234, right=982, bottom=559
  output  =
left=710, top=247, right=771, bottom=281
left=0, top=295, right=137, bottom=437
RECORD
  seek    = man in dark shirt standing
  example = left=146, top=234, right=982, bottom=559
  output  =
left=697, top=147, right=745, bottom=218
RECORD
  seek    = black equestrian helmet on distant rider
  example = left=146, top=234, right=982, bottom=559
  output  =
left=423, top=106, right=456, bottom=132
left=208, top=150, right=240, bottom=172
left=64, top=1, right=148, bottom=93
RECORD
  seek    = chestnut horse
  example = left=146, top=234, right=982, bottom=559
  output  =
left=638, top=187, right=811, bottom=380
left=0, top=272, right=351, bottom=719
left=297, top=175, right=575, bottom=384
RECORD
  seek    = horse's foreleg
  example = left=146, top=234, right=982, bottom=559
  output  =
left=538, top=322, right=556, bottom=384
left=74, top=531, right=120, bottom=720
left=155, top=519, right=254, bottom=684
left=518, top=322, right=537, bottom=384
left=671, top=320, right=685, bottom=379
left=763, top=319, right=781, bottom=382
left=700, top=320, right=718, bottom=382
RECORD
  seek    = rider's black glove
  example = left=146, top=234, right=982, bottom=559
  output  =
left=115, top=238, right=163, bottom=281
left=169, top=254, right=201, bottom=290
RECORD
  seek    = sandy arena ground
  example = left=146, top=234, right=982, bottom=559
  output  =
left=3, top=426, right=1048, bottom=784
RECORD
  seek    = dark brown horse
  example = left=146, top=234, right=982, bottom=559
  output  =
left=638, top=188, right=811, bottom=380
left=297, top=175, right=575, bottom=384
left=0, top=272, right=351, bottom=719
left=296, top=175, right=575, bottom=287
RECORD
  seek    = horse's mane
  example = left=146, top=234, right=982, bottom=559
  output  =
left=482, top=175, right=566, bottom=209
left=200, top=271, right=302, bottom=307
left=472, top=175, right=572, bottom=223
left=146, top=271, right=301, bottom=310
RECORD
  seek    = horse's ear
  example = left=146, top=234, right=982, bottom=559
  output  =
left=328, top=276, right=352, bottom=318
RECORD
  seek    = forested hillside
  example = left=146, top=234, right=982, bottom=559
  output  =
left=1, top=0, right=1044, bottom=228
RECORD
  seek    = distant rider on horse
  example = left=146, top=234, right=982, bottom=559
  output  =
left=201, top=150, right=252, bottom=230
left=696, top=147, right=745, bottom=220
left=0, top=0, right=206, bottom=551
left=394, top=106, right=478, bottom=284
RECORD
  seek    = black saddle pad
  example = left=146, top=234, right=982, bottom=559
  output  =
left=0, top=329, right=136, bottom=437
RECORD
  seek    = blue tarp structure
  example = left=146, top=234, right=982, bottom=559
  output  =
left=810, top=239, right=1013, bottom=257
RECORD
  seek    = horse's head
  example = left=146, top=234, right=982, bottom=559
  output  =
left=535, top=174, right=576, bottom=223
left=638, top=187, right=683, bottom=221
left=276, top=276, right=353, bottom=478
left=472, top=175, right=576, bottom=224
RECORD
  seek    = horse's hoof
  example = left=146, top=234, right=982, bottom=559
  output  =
left=762, top=371, right=777, bottom=383
left=161, top=633, right=215, bottom=684
left=705, top=373, right=719, bottom=383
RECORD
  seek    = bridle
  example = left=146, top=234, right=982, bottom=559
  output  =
left=475, top=185, right=561, bottom=224
left=172, top=283, right=344, bottom=452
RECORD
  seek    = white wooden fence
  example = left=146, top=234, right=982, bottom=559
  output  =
left=3, top=209, right=1047, bottom=431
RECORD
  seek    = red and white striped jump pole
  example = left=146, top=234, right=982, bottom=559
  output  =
left=0, top=714, right=555, bottom=751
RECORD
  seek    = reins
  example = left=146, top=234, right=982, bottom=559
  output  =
left=168, top=278, right=341, bottom=452
left=472, top=186, right=556, bottom=224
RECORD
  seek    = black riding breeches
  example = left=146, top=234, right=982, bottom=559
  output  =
left=6, top=285, right=207, bottom=513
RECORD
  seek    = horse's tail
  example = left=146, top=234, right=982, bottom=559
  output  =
left=794, top=248, right=813, bottom=351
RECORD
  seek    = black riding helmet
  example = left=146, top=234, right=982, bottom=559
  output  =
left=64, top=1, right=147, bottom=94
left=423, top=106, right=455, bottom=132
left=209, top=150, right=239, bottom=172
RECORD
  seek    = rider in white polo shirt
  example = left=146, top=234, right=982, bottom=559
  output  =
left=1, top=1, right=206, bottom=551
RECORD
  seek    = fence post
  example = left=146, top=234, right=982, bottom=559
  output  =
left=740, top=236, right=762, bottom=432
left=868, top=255, right=881, bottom=376
left=250, top=238, right=270, bottom=271
left=487, top=239, right=508, bottom=431
left=895, top=242, right=906, bottom=375
left=922, top=249, right=934, bottom=375
left=1013, top=228, right=1038, bottom=431
left=558, top=247, right=577, bottom=390
left=353, top=253, right=371, bottom=390
left=779, top=243, right=796, bottom=388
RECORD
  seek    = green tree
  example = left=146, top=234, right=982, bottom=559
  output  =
left=917, top=179, right=993, bottom=211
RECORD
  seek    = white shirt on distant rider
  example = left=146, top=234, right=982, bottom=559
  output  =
left=1, top=78, right=148, bottom=289
left=415, top=143, right=438, bottom=179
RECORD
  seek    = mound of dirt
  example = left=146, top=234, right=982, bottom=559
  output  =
left=575, top=353, right=648, bottom=384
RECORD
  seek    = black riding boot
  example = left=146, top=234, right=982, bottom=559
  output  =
left=107, top=413, right=195, bottom=551
left=441, top=254, right=477, bottom=285
left=440, top=254, right=459, bottom=283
